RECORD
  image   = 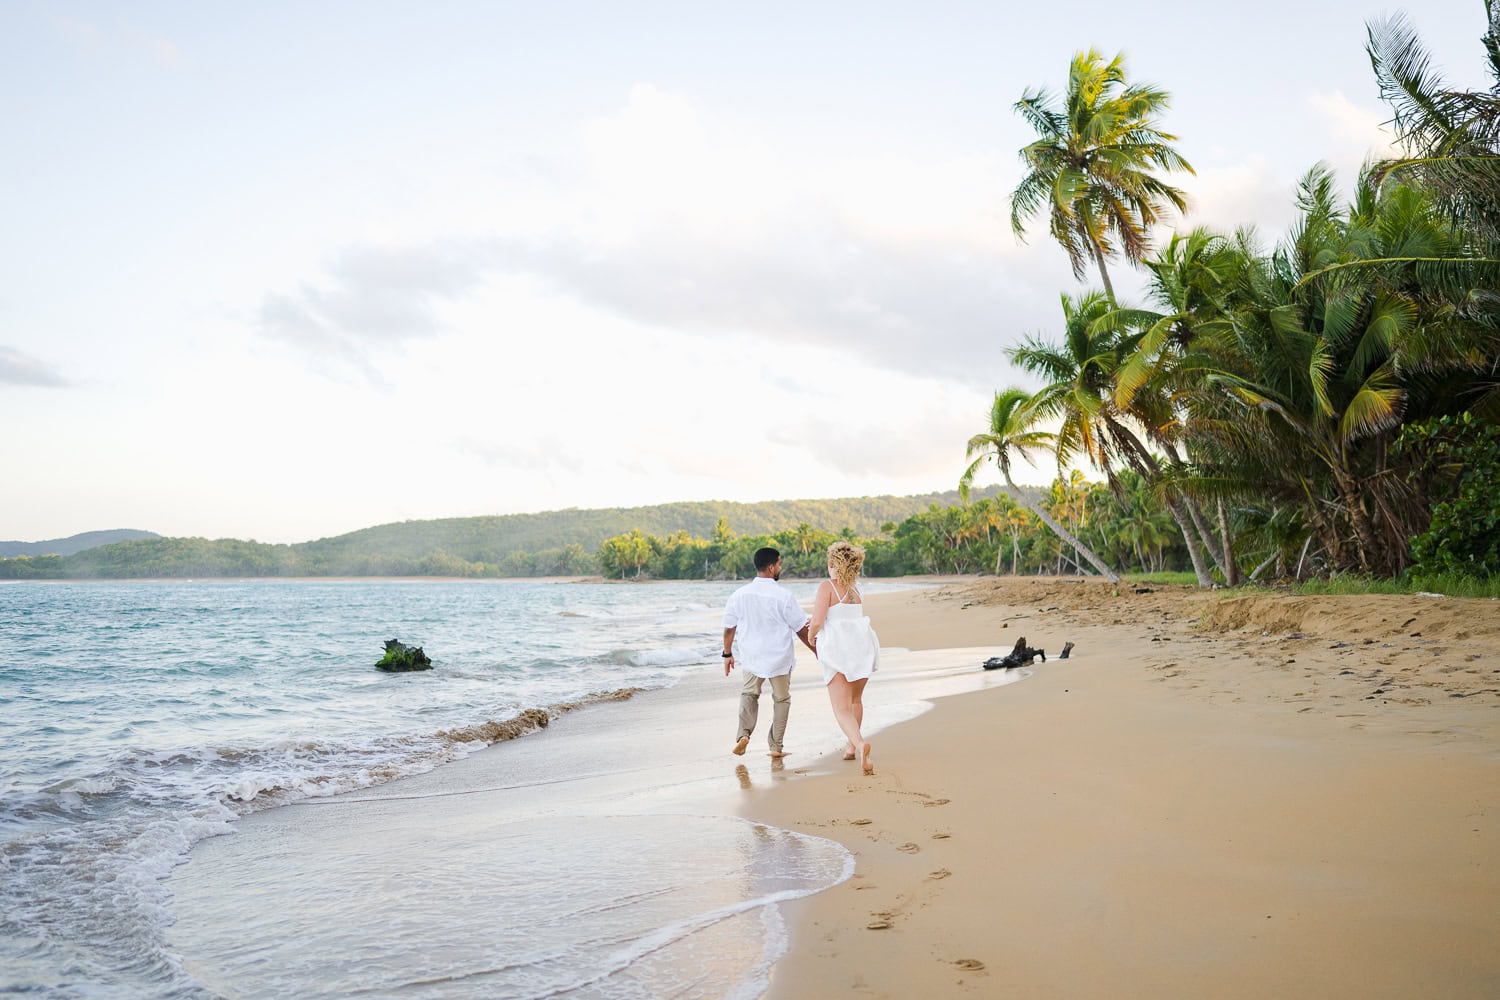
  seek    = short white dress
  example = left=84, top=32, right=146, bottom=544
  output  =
left=818, top=587, right=880, bottom=685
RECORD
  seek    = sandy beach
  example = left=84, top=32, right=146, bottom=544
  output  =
left=747, top=579, right=1500, bottom=998
left=161, top=577, right=1500, bottom=998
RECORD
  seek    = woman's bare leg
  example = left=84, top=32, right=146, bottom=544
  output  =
left=842, top=680, right=868, bottom=758
left=850, top=677, right=872, bottom=773
left=827, top=674, right=871, bottom=775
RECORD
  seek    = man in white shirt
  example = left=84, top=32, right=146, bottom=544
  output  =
left=722, top=546, right=814, bottom=758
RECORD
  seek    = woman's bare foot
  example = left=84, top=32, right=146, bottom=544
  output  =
left=861, top=743, right=874, bottom=776
left=842, top=744, right=857, bottom=760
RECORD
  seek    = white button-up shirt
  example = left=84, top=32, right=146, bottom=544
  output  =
left=723, top=576, right=810, bottom=678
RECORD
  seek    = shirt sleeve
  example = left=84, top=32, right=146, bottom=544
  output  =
left=783, top=592, right=811, bottom=630
left=723, top=592, right=741, bottom=628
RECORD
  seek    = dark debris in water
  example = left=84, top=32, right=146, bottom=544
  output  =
left=376, top=639, right=433, bottom=672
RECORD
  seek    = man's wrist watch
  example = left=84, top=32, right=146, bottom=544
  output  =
left=722, top=651, right=733, bottom=658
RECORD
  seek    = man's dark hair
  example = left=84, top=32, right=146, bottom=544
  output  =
left=753, top=547, right=781, bottom=572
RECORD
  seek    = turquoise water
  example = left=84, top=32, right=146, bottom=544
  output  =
left=0, top=579, right=864, bottom=998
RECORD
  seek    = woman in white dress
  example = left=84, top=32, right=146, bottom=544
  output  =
left=810, top=541, right=880, bottom=775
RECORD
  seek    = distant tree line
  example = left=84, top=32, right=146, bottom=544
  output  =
left=0, top=488, right=1012, bottom=580
left=1, top=479, right=1175, bottom=581
left=596, top=474, right=1191, bottom=580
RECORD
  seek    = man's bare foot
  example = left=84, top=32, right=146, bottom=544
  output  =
left=769, top=749, right=789, bottom=759
left=732, top=735, right=749, bottom=756
left=861, top=743, right=874, bottom=776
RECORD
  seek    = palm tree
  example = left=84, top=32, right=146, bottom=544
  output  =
left=960, top=388, right=1121, bottom=582
left=1367, top=3, right=1500, bottom=247
left=1010, top=49, right=1195, bottom=303
left=1365, top=3, right=1500, bottom=417
left=1105, top=226, right=1260, bottom=582
left=1185, top=166, right=1456, bottom=575
left=1010, top=290, right=1222, bottom=586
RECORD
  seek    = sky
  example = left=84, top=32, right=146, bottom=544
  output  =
left=1, top=0, right=1490, bottom=544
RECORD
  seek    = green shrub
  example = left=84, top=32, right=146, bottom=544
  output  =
left=1400, top=414, right=1500, bottom=577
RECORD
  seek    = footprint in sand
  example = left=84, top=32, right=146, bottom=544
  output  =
left=866, top=919, right=893, bottom=930
left=931, top=832, right=951, bottom=840
left=922, top=798, right=950, bottom=808
left=928, top=868, right=951, bottom=880
left=953, top=959, right=986, bottom=971
left=897, top=842, right=921, bottom=854
left=850, top=818, right=873, bottom=825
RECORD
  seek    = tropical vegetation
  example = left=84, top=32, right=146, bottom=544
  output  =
left=986, top=5, right=1500, bottom=590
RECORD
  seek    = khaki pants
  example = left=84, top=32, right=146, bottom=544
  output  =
left=738, top=672, right=791, bottom=752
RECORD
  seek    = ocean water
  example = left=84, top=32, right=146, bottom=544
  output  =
left=0, top=578, right=875, bottom=998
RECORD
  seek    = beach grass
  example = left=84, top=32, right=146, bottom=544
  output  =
left=1120, top=569, right=1500, bottom=599
left=1292, top=572, right=1500, bottom=599
left=1124, top=571, right=1200, bottom=586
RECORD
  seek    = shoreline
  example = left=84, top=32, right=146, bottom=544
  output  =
left=741, top=579, right=1500, bottom=998
left=155, top=577, right=1500, bottom=997
left=154, top=577, right=996, bottom=997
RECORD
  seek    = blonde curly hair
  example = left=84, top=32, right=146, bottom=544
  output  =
left=826, top=541, right=865, bottom=590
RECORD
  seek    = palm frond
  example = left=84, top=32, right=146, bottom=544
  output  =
left=1294, top=255, right=1500, bottom=292
left=1367, top=11, right=1462, bottom=149
left=1339, top=364, right=1405, bottom=441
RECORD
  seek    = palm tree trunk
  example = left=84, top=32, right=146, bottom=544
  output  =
left=1102, top=420, right=1217, bottom=588
left=1249, top=550, right=1278, bottom=582
left=1156, top=444, right=1234, bottom=580
left=1077, top=216, right=1117, bottom=303
left=1294, top=534, right=1315, bottom=580
left=1217, top=498, right=1241, bottom=586
left=1182, top=493, right=1229, bottom=575
left=1331, top=464, right=1378, bottom=574
left=1305, top=502, right=1343, bottom=572
left=1094, top=250, right=1116, bottom=304
left=1005, top=471, right=1120, bottom=583
left=1165, top=496, right=1215, bottom=587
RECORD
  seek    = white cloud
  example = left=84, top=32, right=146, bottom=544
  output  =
left=256, top=240, right=495, bottom=381
left=469, top=85, right=1067, bottom=385
left=1165, top=92, right=1402, bottom=246
left=1307, top=91, right=1401, bottom=156
left=0, top=346, right=68, bottom=387
left=770, top=399, right=981, bottom=481
left=259, top=84, right=1066, bottom=393
left=1173, top=156, right=1299, bottom=239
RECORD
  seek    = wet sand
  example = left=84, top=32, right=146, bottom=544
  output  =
left=163, top=577, right=1500, bottom=998
left=163, top=589, right=1013, bottom=998
left=747, top=579, right=1500, bottom=999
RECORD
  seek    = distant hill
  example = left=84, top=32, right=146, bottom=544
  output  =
left=0, top=529, right=160, bottom=558
left=296, top=487, right=1020, bottom=566
left=0, top=487, right=1037, bottom=579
